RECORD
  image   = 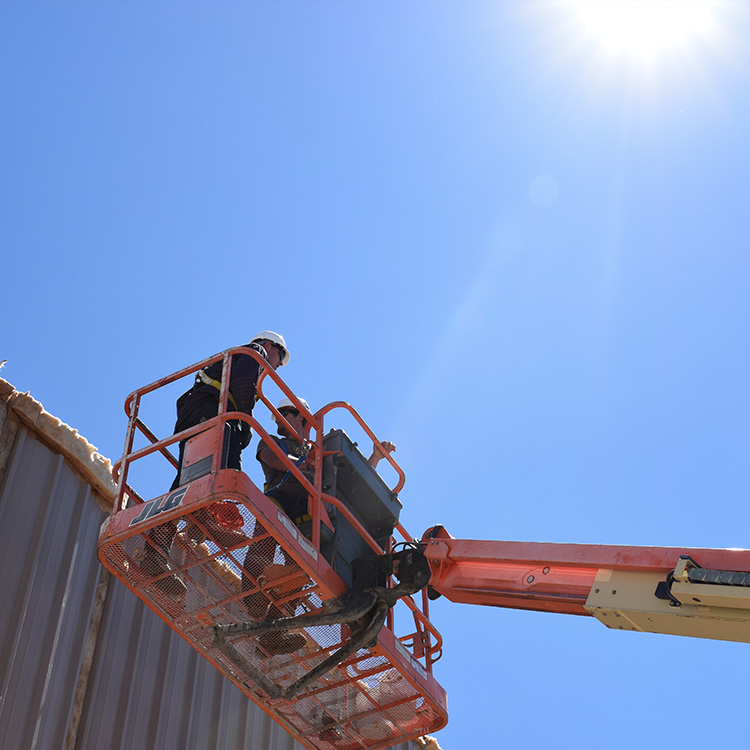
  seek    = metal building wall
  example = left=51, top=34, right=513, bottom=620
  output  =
left=0, top=386, right=429, bottom=750
left=0, top=426, right=105, bottom=750
left=77, top=576, right=305, bottom=750
left=77, top=578, right=420, bottom=750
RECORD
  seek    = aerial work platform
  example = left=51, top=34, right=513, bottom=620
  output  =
left=97, top=347, right=447, bottom=750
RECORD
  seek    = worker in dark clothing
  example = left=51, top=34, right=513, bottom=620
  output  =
left=242, top=395, right=332, bottom=655
left=142, top=331, right=290, bottom=597
left=172, top=331, right=290, bottom=486
left=241, top=396, right=314, bottom=630
left=242, top=398, right=396, bottom=632
left=240, top=397, right=396, bottom=654
left=256, top=396, right=316, bottom=529
left=255, top=399, right=395, bottom=532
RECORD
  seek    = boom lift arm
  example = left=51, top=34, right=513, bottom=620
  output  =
left=420, top=525, right=750, bottom=643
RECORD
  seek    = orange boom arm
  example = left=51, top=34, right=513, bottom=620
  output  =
left=422, top=525, right=750, bottom=642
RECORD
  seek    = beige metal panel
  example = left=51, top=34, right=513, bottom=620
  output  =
left=670, top=579, right=750, bottom=610
left=585, top=569, right=750, bottom=643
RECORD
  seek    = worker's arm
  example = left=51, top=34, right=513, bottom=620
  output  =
left=228, top=346, right=265, bottom=415
left=258, top=443, right=314, bottom=473
left=368, top=440, right=396, bottom=468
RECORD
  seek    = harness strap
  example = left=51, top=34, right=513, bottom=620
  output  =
left=265, top=445, right=313, bottom=527
left=197, top=370, right=238, bottom=410
left=264, top=442, right=310, bottom=495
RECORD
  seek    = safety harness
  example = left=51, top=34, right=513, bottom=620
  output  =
left=197, top=369, right=238, bottom=410
left=265, top=442, right=314, bottom=526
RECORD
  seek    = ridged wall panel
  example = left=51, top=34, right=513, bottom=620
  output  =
left=0, top=428, right=105, bottom=750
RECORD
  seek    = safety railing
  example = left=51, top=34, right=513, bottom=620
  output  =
left=307, top=399, right=442, bottom=669
left=111, top=345, right=442, bottom=672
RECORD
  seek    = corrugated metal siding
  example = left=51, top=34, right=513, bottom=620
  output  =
left=0, top=418, right=425, bottom=750
left=78, top=577, right=303, bottom=750
left=80, top=557, right=420, bottom=750
left=0, top=427, right=105, bottom=750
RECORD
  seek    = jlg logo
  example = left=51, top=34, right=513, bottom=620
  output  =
left=129, top=487, right=188, bottom=527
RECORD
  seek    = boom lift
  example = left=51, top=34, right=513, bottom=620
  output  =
left=99, top=348, right=446, bottom=750
left=98, top=348, right=750, bottom=750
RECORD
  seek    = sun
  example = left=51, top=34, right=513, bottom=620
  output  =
left=567, top=0, right=720, bottom=59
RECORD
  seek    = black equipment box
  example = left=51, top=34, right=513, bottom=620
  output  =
left=318, top=429, right=403, bottom=587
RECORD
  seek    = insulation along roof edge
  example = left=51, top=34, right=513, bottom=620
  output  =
left=415, top=735, right=444, bottom=750
left=0, top=378, right=115, bottom=512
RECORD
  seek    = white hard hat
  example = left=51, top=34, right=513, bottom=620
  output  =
left=250, top=330, right=290, bottom=366
left=273, top=397, right=311, bottom=422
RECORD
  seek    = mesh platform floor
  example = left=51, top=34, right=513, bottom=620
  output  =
left=99, top=499, right=445, bottom=750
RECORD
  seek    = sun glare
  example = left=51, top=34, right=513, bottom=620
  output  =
left=568, top=0, right=719, bottom=58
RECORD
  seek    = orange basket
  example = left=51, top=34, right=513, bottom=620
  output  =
left=98, top=348, right=447, bottom=750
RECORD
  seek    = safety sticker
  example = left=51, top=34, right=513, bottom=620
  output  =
left=395, top=639, right=428, bottom=681
left=297, top=534, right=318, bottom=561
left=277, top=509, right=299, bottom=539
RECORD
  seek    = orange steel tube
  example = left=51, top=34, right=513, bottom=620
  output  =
left=116, top=351, right=406, bottom=555
left=110, top=346, right=439, bottom=678
left=117, top=351, right=405, bottom=552
left=134, top=418, right=178, bottom=468
left=425, top=535, right=750, bottom=617
left=314, top=401, right=406, bottom=495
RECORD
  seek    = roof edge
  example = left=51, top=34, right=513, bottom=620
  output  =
left=0, top=378, right=115, bottom=512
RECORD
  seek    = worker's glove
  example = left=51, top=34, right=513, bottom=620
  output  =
left=239, top=422, right=251, bottom=449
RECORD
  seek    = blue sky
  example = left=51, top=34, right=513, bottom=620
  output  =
left=3, top=2, right=750, bottom=748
